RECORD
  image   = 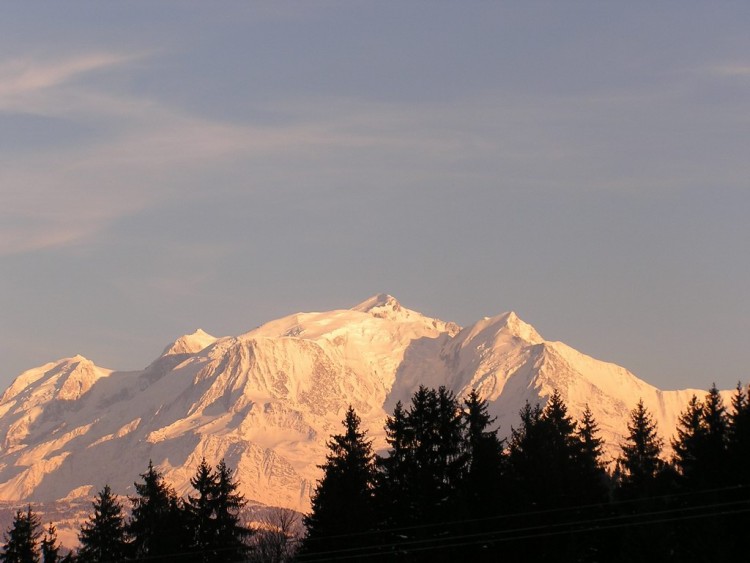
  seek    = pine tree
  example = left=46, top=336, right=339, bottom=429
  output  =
left=728, top=382, right=750, bottom=484
left=127, top=461, right=187, bottom=562
left=578, top=405, right=605, bottom=470
left=577, top=404, right=609, bottom=503
left=617, top=400, right=665, bottom=497
left=507, top=391, right=590, bottom=508
left=506, top=400, right=544, bottom=508
left=1, top=506, right=41, bottom=563
left=77, top=485, right=128, bottom=563
left=184, top=458, right=219, bottom=562
left=376, top=385, right=468, bottom=541
left=672, top=395, right=705, bottom=484
left=304, top=406, right=377, bottom=558
left=39, top=525, right=59, bottom=563
left=701, top=384, right=729, bottom=484
left=213, top=459, right=251, bottom=562
left=462, top=389, right=505, bottom=516
left=375, top=400, right=410, bottom=530
left=672, top=387, right=730, bottom=489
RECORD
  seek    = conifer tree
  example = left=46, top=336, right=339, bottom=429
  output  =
left=617, top=400, right=665, bottom=497
left=213, top=459, right=251, bottom=562
left=672, top=395, right=705, bottom=483
left=577, top=404, right=609, bottom=502
left=39, top=525, right=59, bottom=563
left=304, top=406, right=377, bottom=557
left=578, top=405, right=605, bottom=470
left=376, top=400, right=410, bottom=528
left=462, top=389, right=504, bottom=515
left=77, top=485, right=128, bottom=563
left=701, top=384, right=729, bottom=484
left=185, top=458, right=219, bottom=562
left=1, top=506, right=41, bottom=563
left=127, top=461, right=187, bottom=562
left=508, top=391, right=590, bottom=508
left=506, top=400, right=544, bottom=508
left=376, top=385, right=467, bottom=536
left=672, top=387, right=730, bottom=488
left=728, top=382, right=750, bottom=484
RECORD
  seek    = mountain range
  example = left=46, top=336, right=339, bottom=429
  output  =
left=0, top=294, right=716, bottom=518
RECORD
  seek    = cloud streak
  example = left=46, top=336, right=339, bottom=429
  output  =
left=0, top=53, right=137, bottom=112
left=710, top=63, right=750, bottom=77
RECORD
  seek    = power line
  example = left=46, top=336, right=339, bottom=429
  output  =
left=295, top=498, right=750, bottom=561
left=297, top=482, right=749, bottom=547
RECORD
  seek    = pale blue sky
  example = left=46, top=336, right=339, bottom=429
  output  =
left=1, top=2, right=748, bottom=391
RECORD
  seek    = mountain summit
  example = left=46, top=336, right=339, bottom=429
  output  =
left=0, top=295, right=713, bottom=512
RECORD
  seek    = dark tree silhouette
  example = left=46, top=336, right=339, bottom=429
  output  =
left=617, top=400, right=666, bottom=497
left=184, top=458, right=219, bottom=562
left=1, top=506, right=41, bottom=563
left=728, top=382, right=750, bottom=484
left=672, top=395, right=705, bottom=483
left=77, top=485, right=128, bottom=563
left=576, top=404, right=609, bottom=503
left=462, top=389, right=505, bottom=514
left=212, top=459, right=251, bottom=562
left=39, top=524, right=59, bottom=563
left=377, top=385, right=468, bottom=538
left=508, top=391, right=595, bottom=508
left=303, top=406, right=377, bottom=558
left=376, top=400, right=410, bottom=528
left=127, top=461, right=187, bottom=562
left=672, top=386, right=730, bottom=489
left=701, top=384, right=729, bottom=483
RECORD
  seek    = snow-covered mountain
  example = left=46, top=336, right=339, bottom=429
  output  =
left=0, top=295, right=717, bottom=513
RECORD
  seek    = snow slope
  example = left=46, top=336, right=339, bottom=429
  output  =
left=0, top=294, right=723, bottom=512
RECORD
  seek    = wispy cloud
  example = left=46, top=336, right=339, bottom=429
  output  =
left=1, top=54, right=496, bottom=256
left=706, top=63, right=750, bottom=77
left=0, top=53, right=137, bottom=112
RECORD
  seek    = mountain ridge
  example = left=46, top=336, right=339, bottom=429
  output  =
left=0, top=294, right=724, bottom=513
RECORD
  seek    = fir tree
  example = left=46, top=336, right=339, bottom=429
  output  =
left=508, top=391, right=589, bottom=508
left=578, top=405, right=605, bottom=471
left=701, top=384, right=729, bottom=484
left=304, top=406, right=377, bottom=558
left=728, top=382, right=750, bottom=484
left=77, top=485, right=128, bottom=563
left=213, top=459, right=251, bottom=562
left=672, top=387, right=730, bottom=488
left=1, top=506, right=41, bottom=563
left=39, top=525, right=59, bottom=563
left=462, top=389, right=505, bottom=515
left=376, top=400, right=410, bottom=528
left=127, top=461, right=187, bottom=562
left=672, top=395, right=705, bottom=483
left=184, top=458, right=219, bottom=562
left=617, top=400, right=666, bottom=497
left=577, top=404, right=609, bottom=503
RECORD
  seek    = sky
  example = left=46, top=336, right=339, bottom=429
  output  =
left=1, top=2, right=748, bottom=392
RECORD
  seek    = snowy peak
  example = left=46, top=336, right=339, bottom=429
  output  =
left=0, top=355, right=111, bottom=404
left=498, top=311, right=544, bottom=344
left=161, top=329, right=217, bottom=357
left=456, top=311, right=544, bottom=348
left=352, top=293, right=404, bottom=317
left=351, top=293, right=460, bottom=334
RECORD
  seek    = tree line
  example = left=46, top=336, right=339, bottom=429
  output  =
left=0, top=459, right=252, bottom=563
left=301, top=383, right=750, bottom=562
left=3, top=382, right=749, bottom=562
